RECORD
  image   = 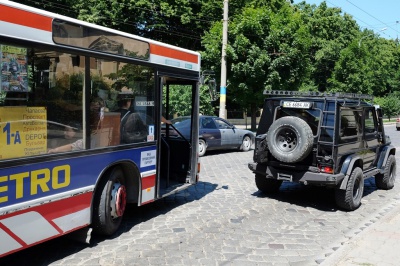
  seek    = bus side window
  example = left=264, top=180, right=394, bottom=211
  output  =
left=4, top=92, right=28, bottom=106
left=120, top=113, right=148, bottom=143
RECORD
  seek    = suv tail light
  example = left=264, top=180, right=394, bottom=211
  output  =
left=319, top=165, right=334, bottom=174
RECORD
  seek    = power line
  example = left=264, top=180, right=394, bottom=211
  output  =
left=22, top=0, right=215, bottom=43
left=345, top=0, right=400, bottom=35
left=325, top=0, right=377, bottom=31
left=24, top=0, right=220, bottom=24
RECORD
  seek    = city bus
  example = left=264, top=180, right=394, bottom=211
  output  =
left=0, top=1, right=200, bottom=257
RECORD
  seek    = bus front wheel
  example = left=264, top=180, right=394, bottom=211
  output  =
left=93, top=166, right=127, bottom=236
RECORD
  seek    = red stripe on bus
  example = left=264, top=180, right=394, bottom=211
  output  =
left=0, top=222, right=26, bottom=248
left=0, top=223, right=89, bottom=258
left=150, top=43, right=198, bottom=64
left=1, top=192, right=92, bottom=221
left=142, top=174, right=156, bottom=190
left=0, top=4, right=52, bottom=32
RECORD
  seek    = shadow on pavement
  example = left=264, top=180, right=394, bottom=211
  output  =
left=252, top=178, right=380, bottom=212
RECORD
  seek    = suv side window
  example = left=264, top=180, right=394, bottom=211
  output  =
left=340, top=108, right=362, bottom=140
left=364, top=108, right=377, bottom=133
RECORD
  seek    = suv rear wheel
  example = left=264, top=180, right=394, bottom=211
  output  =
left=255, top=174, right=283, bottom=194
left=335, top=167, right=364, bottom=211
left=375, top=155, right=396, bottom=190
left=266, top=116, right=313, bottom=163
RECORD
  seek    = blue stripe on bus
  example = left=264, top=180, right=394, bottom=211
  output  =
left=0, top=146, right=156, bottom=208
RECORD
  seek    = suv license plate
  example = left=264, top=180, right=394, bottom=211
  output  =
left=282, top=101, right=311, bottom=109
left=277, top=173, right=292, bottom=181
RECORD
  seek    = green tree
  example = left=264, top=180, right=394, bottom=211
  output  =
left=295, top=1, right=359, bottom=92
left=329, top=33, right=399, bottom=96
left=202, top=4, right=310, bottom=130
left=164, top=85, right=214, bottom=118
left=20, top=0, right=223, bottom=50
left=18, top=0, right=79, bottom=17
left=375, top=95, right=400, bottom=121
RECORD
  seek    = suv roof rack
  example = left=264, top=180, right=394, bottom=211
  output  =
left=263, top=90, right=373, bottom=101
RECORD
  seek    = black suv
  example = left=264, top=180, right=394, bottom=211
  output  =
left=248, top=90, right=396, bottom=211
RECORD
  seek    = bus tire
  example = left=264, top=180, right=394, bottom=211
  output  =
left=92, top=166, right=127, bottom=236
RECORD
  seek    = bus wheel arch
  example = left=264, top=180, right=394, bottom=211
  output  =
left=92, top=162, right=140, bottom=236
left=119, top=162, right=141, bottom=204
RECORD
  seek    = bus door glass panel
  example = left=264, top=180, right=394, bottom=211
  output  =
left=200, top=116, right=219, bottom=148
left=214, top=118, right=236, bottom=146
left=363, top=108, right=379, bottom=168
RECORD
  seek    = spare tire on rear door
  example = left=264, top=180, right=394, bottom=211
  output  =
left=266, top=116, right=313, bottom=163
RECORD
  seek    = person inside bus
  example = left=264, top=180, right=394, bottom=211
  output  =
left=60, top=122, right=81, bottom=145
left=162, top=116, right=171, bottom=124
left=116, top=93, right=133, bottom=121
left=48, top=98, right=105, bottom=153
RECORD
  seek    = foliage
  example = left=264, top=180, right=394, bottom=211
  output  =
left=18, top=0, right=79, bottom=17
left=295, top=2, right=359, bottom=92
left=202, top=3, right=311, bottom=130
left=164, top=85, right=214, bottom=118
left=19, top=0, right=400, bottom=122
left=329, top=36, right=400, bottom=96
left=375, top=95, right=400, bottom=121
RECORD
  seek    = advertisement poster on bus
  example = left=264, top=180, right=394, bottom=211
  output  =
left=1, top=45, right=29, bottom=92
left=0, top=107, right=47, bottom=159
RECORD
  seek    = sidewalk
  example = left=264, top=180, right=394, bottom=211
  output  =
left=322, top=197, right=400, bottom=266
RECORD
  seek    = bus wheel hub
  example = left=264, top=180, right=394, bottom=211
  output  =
left=110, top=183, right=127, bottom=219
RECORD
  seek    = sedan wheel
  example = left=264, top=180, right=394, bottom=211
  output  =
left=240, top=135, right=251, bottom=152
left=199, top=139, right=207, bottom=156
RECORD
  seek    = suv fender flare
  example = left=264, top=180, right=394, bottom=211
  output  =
left=339, top=155, right=363, bottom=190
left=377, top=145, right=396, bottom=171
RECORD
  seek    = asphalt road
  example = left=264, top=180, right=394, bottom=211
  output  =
left=1, top=124, right=400, bottom=265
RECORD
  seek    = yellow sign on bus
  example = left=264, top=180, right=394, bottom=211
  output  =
left=0, top=107, right=47, bottom=159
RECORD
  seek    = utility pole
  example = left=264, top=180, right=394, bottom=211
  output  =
left=219, top=0, right=228, bottom=119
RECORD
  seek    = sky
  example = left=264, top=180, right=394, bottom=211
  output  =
left=292, top=0, right=400, bottom=40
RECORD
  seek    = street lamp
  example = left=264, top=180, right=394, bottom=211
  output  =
left=358, top=27, right=387, bottom=47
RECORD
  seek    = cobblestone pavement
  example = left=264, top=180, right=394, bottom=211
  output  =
left=1, top=125, right=400, bottom=266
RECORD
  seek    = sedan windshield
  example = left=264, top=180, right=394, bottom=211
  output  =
left=171, top=117, right=191, bottom=130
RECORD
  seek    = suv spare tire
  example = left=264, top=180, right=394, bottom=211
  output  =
left=266, top=116, right=313, bottom=163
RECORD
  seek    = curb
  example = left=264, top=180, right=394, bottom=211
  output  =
left=320, top=197, right=400, bottom=265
